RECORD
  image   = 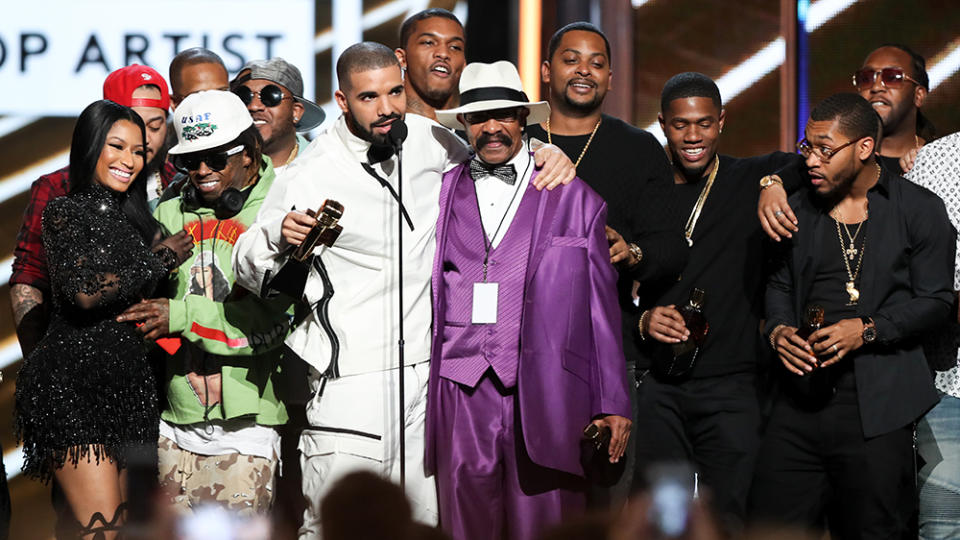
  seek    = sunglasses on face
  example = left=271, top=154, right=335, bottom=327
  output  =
left=463, top=108, right=522, bottom=125
left=232, top=84, right=292, bottom=107
left=174, top=145, right=244, bottom=172
left=796, top=138, right=860, bottom=163
left=852, top=67, right=921, bottom=91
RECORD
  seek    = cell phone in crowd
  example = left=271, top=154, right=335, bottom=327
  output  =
left=646, top=463, right=695, bottom=538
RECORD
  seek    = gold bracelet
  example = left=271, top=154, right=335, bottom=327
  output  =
left=769, top=324, right=787, bottom=350
left=638, top=309, right=651, bottom=340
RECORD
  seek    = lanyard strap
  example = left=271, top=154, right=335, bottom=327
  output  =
left=476, top=153, right=532, bottom=281
left=684, top=155, right=720, bottom=247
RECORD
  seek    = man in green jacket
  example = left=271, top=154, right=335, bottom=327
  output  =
left=118, top=90, right=291, bottom=515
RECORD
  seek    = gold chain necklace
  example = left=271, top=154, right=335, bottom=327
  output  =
left=153, top=171, right=164, bottom=198
left=682, top=155, right=720, bottom=247
left=281, top=142, right=300, bottom=168
left=837, top=206, right=867, bottom=257
left=832, top=205, right=868, bottom=305
left=546, top=116, right=602, bottom=168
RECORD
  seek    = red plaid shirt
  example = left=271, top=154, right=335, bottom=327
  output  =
left=10, top=161, right=177, bottom=291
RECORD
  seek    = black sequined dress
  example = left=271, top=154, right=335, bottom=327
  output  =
left=15, top=184, right=172, bottom=482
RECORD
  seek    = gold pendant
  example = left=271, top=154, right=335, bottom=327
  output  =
left=846, top=243, right=857, bottom=260
left=846, top=281, right=860, bottom=304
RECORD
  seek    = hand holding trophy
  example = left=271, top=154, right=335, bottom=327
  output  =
left=268, top=199, right=344, bottom=298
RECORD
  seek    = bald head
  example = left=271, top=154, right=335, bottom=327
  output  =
left=169, top=48, right=229, bottom=106
left=336, top=42, right=400, bottom=91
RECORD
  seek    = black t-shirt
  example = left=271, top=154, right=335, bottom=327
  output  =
left=878, top=154, right=904, bottom=176
left=808, top=218, right=866, bottom=325
left=526, top=115, right=688, bottom=366
left=639, top=152, right=804, bottom=378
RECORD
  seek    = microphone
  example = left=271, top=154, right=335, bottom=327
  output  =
left=388, top=118, right=408, bottom=151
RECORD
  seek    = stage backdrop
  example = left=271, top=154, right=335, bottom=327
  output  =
left=0, top=0, right=314, bottom=116
left=632, top=0, right=960, bottom=157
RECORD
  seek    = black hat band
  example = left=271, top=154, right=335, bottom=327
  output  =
left=459, top=86, right=529, bottom=106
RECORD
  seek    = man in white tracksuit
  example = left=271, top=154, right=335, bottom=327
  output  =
left=232, top=42, right=573, bottom=538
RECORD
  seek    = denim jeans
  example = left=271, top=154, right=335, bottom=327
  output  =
left=918, top=393, right=960, bottom=540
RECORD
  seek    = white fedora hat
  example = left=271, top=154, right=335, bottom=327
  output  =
left=436, top=61, right=550, bottom=131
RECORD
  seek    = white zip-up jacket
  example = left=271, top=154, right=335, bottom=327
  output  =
left=233, top=114, right=468, bottom=379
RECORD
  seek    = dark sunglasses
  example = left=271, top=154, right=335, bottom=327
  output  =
left=232, top=84, right=292, bottom=107
left=174, top=145, right=244, bottom=172
left=852, top=67, right=921, bottom=90
left=463, top=108, right=522, bottom=125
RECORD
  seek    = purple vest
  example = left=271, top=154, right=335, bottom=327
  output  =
left=438, top=173, right=538, bottom=388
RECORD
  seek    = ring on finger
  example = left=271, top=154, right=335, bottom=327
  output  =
left=831, top=344, right=838, bottom=353
left=774, top=210, right=784, bottom=217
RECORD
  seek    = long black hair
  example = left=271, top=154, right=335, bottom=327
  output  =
left=69, top=99, right=162, bottom=244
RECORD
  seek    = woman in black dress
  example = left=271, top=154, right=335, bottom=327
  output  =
left=15, top=100, right=191, bottom=538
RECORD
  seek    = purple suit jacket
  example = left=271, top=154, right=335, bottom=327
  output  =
left=426, top=158, right=631, bottom=477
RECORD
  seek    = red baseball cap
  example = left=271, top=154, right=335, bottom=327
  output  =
left=103, top=64, right=171, bottom=112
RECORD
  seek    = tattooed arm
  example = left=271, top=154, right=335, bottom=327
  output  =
left=11, top=283, right=48, bottom=357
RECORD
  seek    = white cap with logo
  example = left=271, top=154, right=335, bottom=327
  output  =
left=168, top=90, right=253, bottom=155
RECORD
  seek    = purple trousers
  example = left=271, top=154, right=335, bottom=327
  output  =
left=435, top=372, right=586, bottom=540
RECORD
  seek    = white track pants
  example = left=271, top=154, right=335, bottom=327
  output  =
left=297, top=362, right=436, bottom=539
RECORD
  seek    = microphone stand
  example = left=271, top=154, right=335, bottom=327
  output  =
left=360, top=122, right=411, bottom=489
left=396, top=140, right=406, bottom=489
left=389, top=121, right=408, bottom=489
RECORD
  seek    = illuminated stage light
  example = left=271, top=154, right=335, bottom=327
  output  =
left=0, top=116, right=39, bottom=140
left=0, top=151, right=69, bottom=205
left=4, top=446, right=23, bottom=481
left=644, top=0, right=859, bottom=143
left=930, top=39, right=960, bottom=90
left=518, top=0, right=542, bottom=101
left=805, top=0, right=858, bottom=31
left=315, top=0, right=431, bottom=53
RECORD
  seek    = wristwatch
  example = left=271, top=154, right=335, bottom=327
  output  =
left=628, top=243, right=643, bottom=266
left=860, top=316, right=877, bottom=344
left=759, top=175, right=783, bottom=191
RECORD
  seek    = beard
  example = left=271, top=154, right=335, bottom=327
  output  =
left=346, top=111, right=401, bottom=146
left=668, top=148, right=713, bottom=183
left=880, top=103, right=911, bottom=137
left=560, top=81, right=605, bottom=113
left=410, top=74, right=456, bottom=106
left=142, top=136, right=171, bottom=179
left=817, top=172, right=857, bottom=202
left=262, top=121, right=297, bottom=154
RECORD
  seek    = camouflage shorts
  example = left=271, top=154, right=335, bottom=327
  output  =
left=158, top=435, right=277, bottom=516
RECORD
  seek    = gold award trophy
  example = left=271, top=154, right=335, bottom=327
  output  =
left=267, top=199, right=344, bottom=299
left=291, top=200, right=344, bottom=261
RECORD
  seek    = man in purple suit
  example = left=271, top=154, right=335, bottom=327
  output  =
left=428, top=61, right=632, bottom=540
